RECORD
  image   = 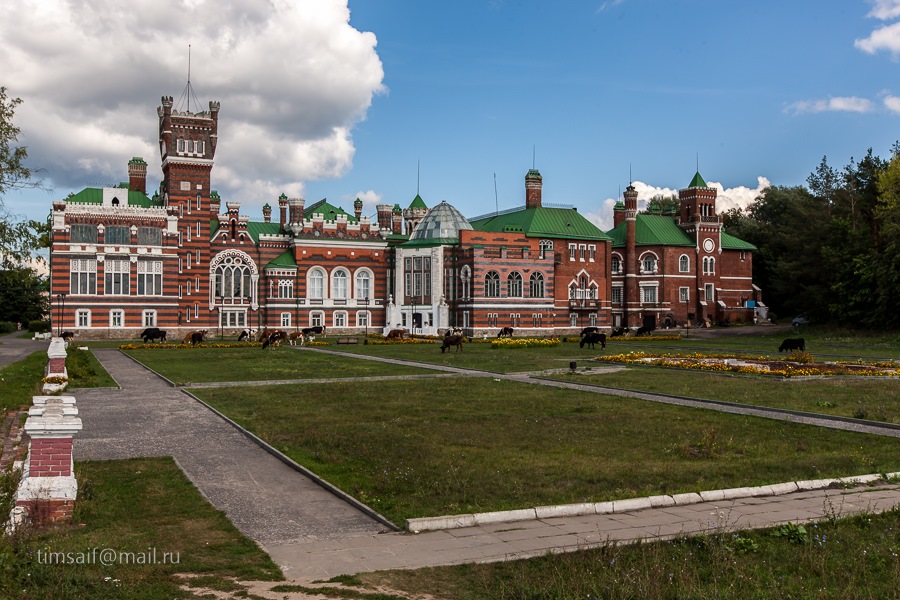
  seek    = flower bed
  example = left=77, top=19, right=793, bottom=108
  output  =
left=594, top=352, right=899, bottom=378
left=119, top=342, right=263, bottom=350
left=491, top=337, right=561, bottom=349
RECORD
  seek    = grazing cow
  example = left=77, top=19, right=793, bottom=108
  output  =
left=60, top=331, right=75, bottom=342
left=141, top=327, right=167, bottom=343
left=288, top=331, right=306, bottom=346
left=256, top=327, right=271, bottom=342
left=778, top=338, right=806, bottom=352
left=302, top=325, right=327, bottom=336
left=497, top=327, right=514, bottom=338
left=183, top=329, right=208, bottom=345
left=386, top=329, right=407, bottom=340
left=579, top=332, right=606, bottom=349
left=444, top=327, right=463, bottom=337
left=237, top=329, right=255, bottom=342
left=609, top=327, right=627, bottom=338
left=440, top=334, right=465, bottom=353
left=580, top=326, right=600, bottom=337
left=635, top=326, right=652, bottom=336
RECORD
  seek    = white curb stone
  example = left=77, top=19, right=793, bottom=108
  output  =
left=534, top=503, right=595, bottom=519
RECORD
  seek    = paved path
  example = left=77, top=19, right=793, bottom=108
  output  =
left=74, top=350, right=386, bottom=548
left=72, top=346, right=900, bottom=581
left=0, top=331, right=48, bottom=369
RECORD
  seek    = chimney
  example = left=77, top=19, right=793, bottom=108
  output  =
left=391, top=204, right=402, bottom=234
left=278, top=193, right=288, bottom=227
left=525, top=169, right=542, bottom=209
left=354, top=198, right=363, bottom=220
left=128, top=157, right=147, bottom=194
left=288, top=198, right=305, bottom=225
left=262, top=203, right=272, bottom=223
left=624, top=184, right=638, bottom=218
left=376, top=203, right=392, bottom=231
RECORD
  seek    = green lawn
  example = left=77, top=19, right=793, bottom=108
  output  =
left=67, top=348, right=118, bottom=388
left=551, top=367, right=900, bottom=423
left=0, top=351, right=45, bottom=412
left=1, top=457, right=281, bottom=599
left=122, top=346, right=436, bottom=384
left=359, top=506, right=900, bottom=600
left=194, top=378, right=900, bottom=524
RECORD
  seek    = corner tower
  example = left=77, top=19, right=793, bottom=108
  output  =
left=157, top=95, right=220, bottom=327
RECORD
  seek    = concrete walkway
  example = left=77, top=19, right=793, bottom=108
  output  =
left=74, top=350, right=386, bottom=548
left=0, top=330, right=49, bottom=369
left=72, top=346, right=900, bottom=580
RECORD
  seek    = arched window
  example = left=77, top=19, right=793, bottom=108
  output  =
left=308, top=268, right=325, bottom=299
left=215, top=261, right=252, bottom=299
left=539, top=240, right=554, bottom=260
left=611, top=256, right=621, bottom=274
left=642, top=255, right=656, bottom=273
left=278, top=279, right=293, bottom=299
left=507, top=272, right=523, bottom=297
left=332, top=269, right=349, bottom=299
left=355, top=270, right=372, bottom=300
left=460, top=266, right=471, bottom=299
left=679, top=254, right=690, bottom=273
left=529, top=272, right=545, bottom=298
left=484, top=271, right=500, bottom=297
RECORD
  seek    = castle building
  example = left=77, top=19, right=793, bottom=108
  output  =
left=48, top=93, right=759, bottom=339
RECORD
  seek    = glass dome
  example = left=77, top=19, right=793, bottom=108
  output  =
left=408, top=200, right=473, bottom=242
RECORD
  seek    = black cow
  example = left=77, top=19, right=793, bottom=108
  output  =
left=610, top=327, right=627, bottom=338
left=60, top=331, right=75, bottom=342
left=262, top=331, right=287, bottom=349
left=190, top=331, right=206, bottom=346
left=779, top=338, right=806, bottom=352
left=497, top=327, right=514, bottom=338
left=302, top=326, right=327, bottom=336
left=580, top=326, right=600, bottom=337
left=635, top=326, right=652, bottom=336
left=141, top=327, right=167, bottom=343
left=237, top=329, right=254, bottom=342
left=579, top=332, right=606, bottom=349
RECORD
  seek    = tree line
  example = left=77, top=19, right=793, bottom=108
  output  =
left=723, top=144, right=900, bottom=329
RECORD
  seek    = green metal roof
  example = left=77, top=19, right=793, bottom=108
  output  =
left=470, top=207, right=611, bottom=241
left=265, top=249, right=297, bottom=269
left=687, top=171, right=708, bottom=188
left=304, top=199, right=358, bottom=222
left=128, top=156, right=147, bottom=165
left=408, top=194, right=427, bottom=210
left=65, top=187, right=161, bottom=208
left=400, top=237, right=460, bottom=248
left=245, top=221, right=283, bottom=243
left=721, top=230, right=757, bottom=250
left=606, top=214, right=695, bottom=247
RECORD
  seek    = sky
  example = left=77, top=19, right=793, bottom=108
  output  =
left=3, top=0, right=900, bottom=232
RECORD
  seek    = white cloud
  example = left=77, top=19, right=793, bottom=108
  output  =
left=867, top=0, right=900, bottom=20
left=584, top=178, right=770, bottom=232
left=885, top=95, right=900, bottom=112
left=596, top=0, right=626, bottom=12
left=339, top=189, right=383, bottom=218
left=0, top=0, right=385, bottom=209
left=855, top=21, right=900, bottom=55
left=786, top=97, right=875, bottom=114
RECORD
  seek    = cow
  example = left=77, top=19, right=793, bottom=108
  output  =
left=183, top=330, right=208, bottom=345
left=580, top=326, right=600, bottom=337
left=440, top=334, right=465, bottom=353
left=288, top=331, right=306, bottom=346
left=386, top=329, right=407, bottom=340
left=302, top=326, right=327, bottom=336
left=779, top=338, right=806, bottom=353
left=635, top=326, right=652, bottom=336
left=497, top=327, right=514, bottom=338
left=237, top=329, right=255, bottom=342
left=141, top=327, right=167, bottom=343
left=579, top=332, right=606, bottom=349
left=257, top=327, right=271, bottom=342
left=610, top=327, right=627, bottom=338
left=60, top=331, right=75, bottom=342
left=444, top=327, right=463, bottom=337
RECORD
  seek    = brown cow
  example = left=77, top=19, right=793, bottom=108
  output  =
left=386, top=329, right=407, bottom=340
left=289, top=331, right=305, bottom=345
left=182, top=329, right=208, bottom=345
left=440, top=334, right=464, bottom=353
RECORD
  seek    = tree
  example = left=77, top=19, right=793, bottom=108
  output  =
left=643, top=194, right=679, bottom=214
left=0, top=266, right=48, bottom=323
left=0, top=86, right=45, bottom=268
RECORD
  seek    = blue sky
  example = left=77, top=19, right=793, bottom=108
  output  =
left=3, top=0, right=900, bottom=231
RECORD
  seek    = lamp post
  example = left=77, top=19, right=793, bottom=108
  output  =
left=363, top=295, right=370, bottom=343
left=56, top=293, right=63, bottom=336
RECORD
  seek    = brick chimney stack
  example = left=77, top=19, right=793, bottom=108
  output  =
left=525, top=169, right=543, bottom=209
left=128, top=157, right=147, bottom=194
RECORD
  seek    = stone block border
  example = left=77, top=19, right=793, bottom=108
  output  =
left=405, top=471, right=900, bottom=533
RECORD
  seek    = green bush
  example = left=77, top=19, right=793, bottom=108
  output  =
left=0, top=322, right=16, bottom=334
left=27, top=320, right=50, bottom=333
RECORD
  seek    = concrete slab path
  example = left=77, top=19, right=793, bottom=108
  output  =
left=0, top=331, right=49, bottom=369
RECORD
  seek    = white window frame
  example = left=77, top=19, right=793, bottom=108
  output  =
left=137, top=261, right=163, bottom=296
left=109, top=309, right=124, bottom=328
left=308, top=268, right=326, bottom=300
left=680, top=287, right=690, bottom=303
left=310, top=311, right=325, bottom=327
left=104, top=258, right=130, bottom=296
left=76, top=309, right=91, bottom=328
left=355, top=269, right=372, bottom=300
left=640, top=285, right=658, bottom=304
left=356, top=310, right=370, bottom=327
left=679, top=254, right=690, bottom=273
left=612, top=285, right=623, bottom=304
left=280, top=312, right=291, bottom=327
left=332, top=269, right=349, bottom=300
left=142, top=309, right=157, bottom=327
left=333, top=310, right=347, bottom=327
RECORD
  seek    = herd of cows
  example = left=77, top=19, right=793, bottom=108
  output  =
left=126, top=326, right=806, bottom=355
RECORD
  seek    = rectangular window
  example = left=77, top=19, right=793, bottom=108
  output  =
left=137, top=227, right=162, bottom=246
left=589, top=313, right=597, bottom=327
left=570, top=314, right=578, bottom=327
left=680, top=287, right=689, bottom=302
left=404, top=272, right=411, bottom=297
left=311, top=312, right=324, bottom=327
left=196, top=249, right=200, bottom=264
left=178, top=231, right=183, bottom=246
left=196, top=222, right=201, bottom=236
left=612, top=286, right=623, bottom=304
left=357, top=311, right=369, bottom=327
left=705, top=284, right=715, bottom=303
left=186, top=252, right=191, bottom=269
left=281, top=312, right=291, bottom=327
left=109, top=309, right=124, bottom=328
left=579, top=244, right=586, bottom=261
left=70, top=224, right=98, bottom=244
left=142, top=310, right=156, bottom=327
left=195, top=277, right=200, bottom=292
left=569, top=244, right=576, bottom=260
left=70, top=259, right=97, bottom=294
left=589, top=245, right=596, bottom=261
left=196, top=195, right=201, bottom=209
left=104, top=226, right=129, bottom=245
left=740, top=251, right=746, bottom=261
left=104, top=258, right=130, bottom=295
left=186, top=226, right=191, bottom=242
left=641, top=286, right=658, bottom=304
left=334, top=312, right=346, bottom=327
left=137, top=261, right=163, bottom=295
left=76, top=310, right=91, bottom=327
left=404, top=257, right=411, bottom=271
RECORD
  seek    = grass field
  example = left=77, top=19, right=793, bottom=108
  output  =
left=194, top=378, right=900, bottom=524
left=122, top=346, right=436, bottom=384
left=1, top=457, right=281, bottom=599
left=357, top=506, right=900, bottom=600
left=0, top=351, right=45, bottom=413
left=67, top=348, right=118, bottom=389
left=551, top=367, right=900, bottom=423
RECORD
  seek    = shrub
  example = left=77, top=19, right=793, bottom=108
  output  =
left=0, top=322, right=16, bottom=334
left=27, top=320, right=51, bottom=333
